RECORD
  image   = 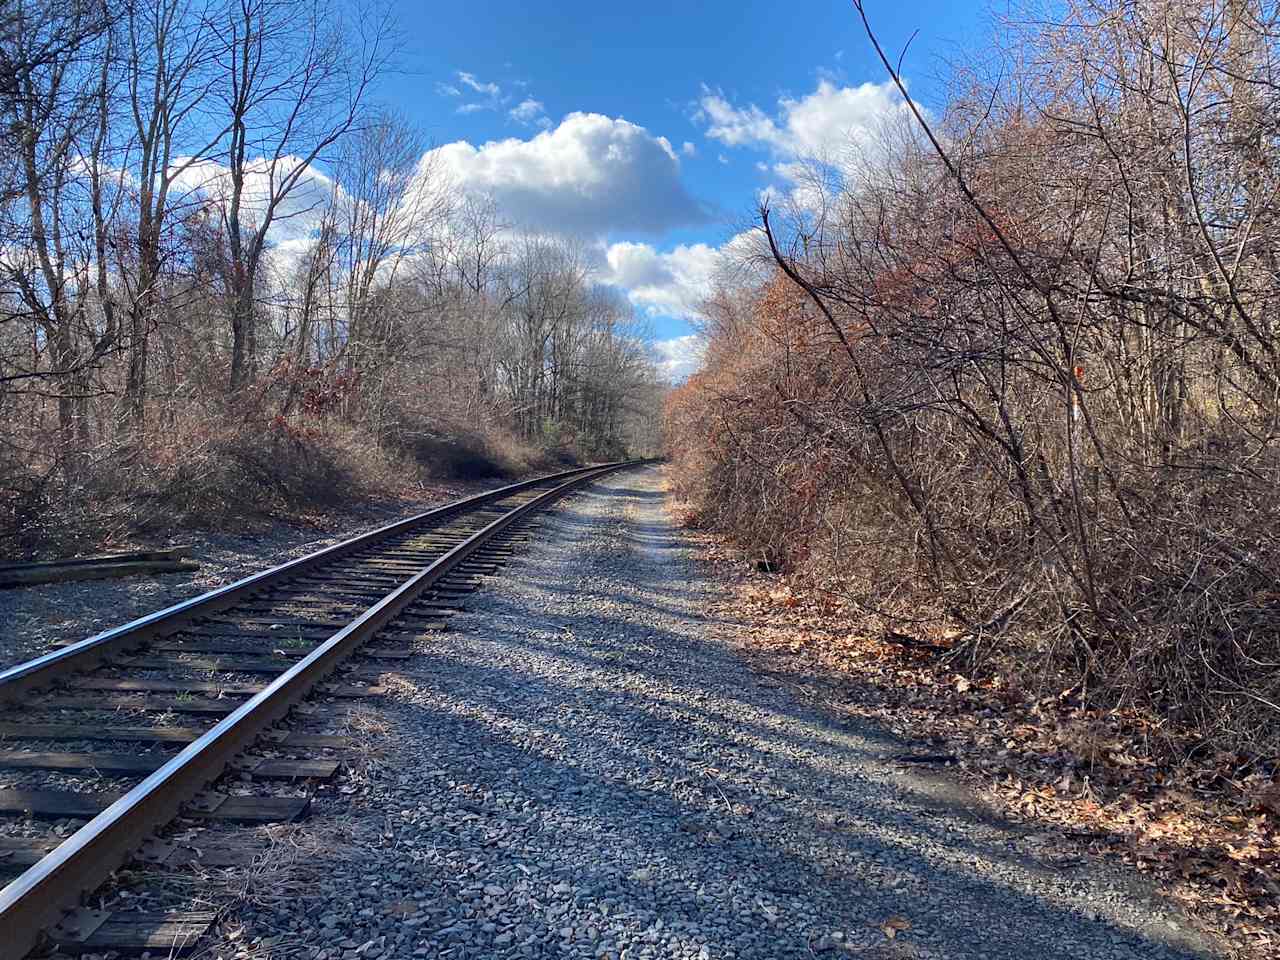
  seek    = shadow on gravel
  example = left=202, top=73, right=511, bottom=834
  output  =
left=383, top=474, right=1218, bottom=960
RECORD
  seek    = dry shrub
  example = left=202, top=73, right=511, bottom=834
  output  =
left=0, top=395, right=583, bottom=559
left=115, top=416, right=406, bottom=528
left=386, top=414, right=573, bottom=483
left=394, top=418, right=565, bottom=482
left=668, top=289, right=1280, bottom=755
left=0, top=408, right=418, bottom=557
left=667, top=0, right=1280, bottom=756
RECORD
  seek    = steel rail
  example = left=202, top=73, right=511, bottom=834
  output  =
left=0, top=460, right=636, bottom=960
left=0, top=461, right=632, bottom=703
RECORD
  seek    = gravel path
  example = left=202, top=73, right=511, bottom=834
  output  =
left=178, top=467, right=1222, bottom=960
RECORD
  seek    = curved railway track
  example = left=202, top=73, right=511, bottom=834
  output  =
left=0, top=461, right=642, bottom=959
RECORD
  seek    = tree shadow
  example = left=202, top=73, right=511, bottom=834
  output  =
left=350, top=472, right=1222, bottom=959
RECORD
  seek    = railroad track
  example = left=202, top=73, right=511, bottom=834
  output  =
left=0, top=461, right=641, bottom=959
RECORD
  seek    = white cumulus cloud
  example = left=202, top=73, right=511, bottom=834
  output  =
left=168, top=155, right=335, bottom=246
left=650, top=334, right=705, bottom=382
left=600, top=229, right=768, bottom=324
left=696, top=79, right=910, bottom=162
left=427, top=112, right=706, bottom=236
left=602, top=241, right=723, bottom=318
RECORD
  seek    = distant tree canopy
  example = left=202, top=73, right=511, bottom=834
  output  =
left=0, top=0, right=666, bottom=548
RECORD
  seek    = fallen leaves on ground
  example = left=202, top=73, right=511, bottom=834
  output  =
left=682, top=522, right=1279, bottom=960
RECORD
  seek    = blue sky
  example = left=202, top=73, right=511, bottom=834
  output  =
left=372, top=0, right=989, bottom=377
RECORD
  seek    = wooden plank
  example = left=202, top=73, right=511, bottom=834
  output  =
left=50, top=910, right=213, bottom=952
left=228, top=599, right=362, bottom=611
left=38, top=695, right=240, bottom=715
left=377, top=631, right=442, bottom=645
left=267, top=583, right=389, bottom=597
left=199, top=615, right=352, bottom=629
left=0, top=835, right=61, bottom=854
left=0, top=836, right=61, bottom=876
left=0, top=750, right=169, bottom=774
left=0, top=788, right=112, bottom=818
left=373, top=547, right=458, bottom=555
left=345, top=666, right=391, bottom=682
left=260, top=731, right=350, bottom=750
left=0, top=546, right=191, bottom=572
left=70, top=678, right=262, bottom=695
left=151, top=639, right=295, bottom=656
left=186, top=794, right=310, bottom=823
left=94, top=665, right=378, bottom=686
left=120, top=656, right=292, bottom=675
left=361, top=647, right=412, bottom=660
left=0, top=722, right=347, bottom=750
left=0, top=560, right=199, bottom=588
left=138, top=839, right=263, bottom=869
left=320, top=578, right=407, bottom=591
left=242, top=758, right=338, bottom=779
left=0, top=789, right=309, bottom=822
left=149, top=639, right=409, bottom=660
left=172, top=632, right=330, bottom=649
left=322, top=684, right=386, bottom=698
left=180, top=624, right=341, bottom=640
left=0, top=722, right=207, bottom=742
left=388, top=617, right=450, bottom=629
left=302, top=571, right=402, bottom=584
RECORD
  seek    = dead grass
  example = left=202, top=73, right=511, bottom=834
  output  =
left=1, top=406, right=580, bottom=560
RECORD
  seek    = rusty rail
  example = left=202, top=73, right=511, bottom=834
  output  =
left=0, top=463, right=630, bottom=703
left=0, top=460, right=641, bottom=959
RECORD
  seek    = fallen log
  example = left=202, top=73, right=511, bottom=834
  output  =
left=0, top=549, right=198, bottom=588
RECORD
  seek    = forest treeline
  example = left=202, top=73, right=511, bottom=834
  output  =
left=0, top=0, right=665, bottom=552
left=667, top=0, right=1280, bottom=752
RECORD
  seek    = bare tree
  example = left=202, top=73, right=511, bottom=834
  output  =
left=115, top=0, right=225, bottom=422
left=333, top=112, right=447, bottom=384
left=210, top=0, right=391, bottom=393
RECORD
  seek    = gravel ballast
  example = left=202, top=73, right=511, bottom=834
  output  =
left=171, top=465, right=1222, bottom=960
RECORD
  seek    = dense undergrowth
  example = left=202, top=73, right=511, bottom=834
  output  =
left=1, top=405, right=566, bottom=559
left=667, top=1, right=1280, bottom=760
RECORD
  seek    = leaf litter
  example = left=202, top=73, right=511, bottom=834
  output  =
left=684, top=526, right=1279, bottom=960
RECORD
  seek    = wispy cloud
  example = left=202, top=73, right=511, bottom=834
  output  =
left=509, top=97, right=551, bottom=128
left=445, top=70, right=508, bottom=114
left=601, top=240, right=727, bottom=319
left=458, top=71, right=501, bottom=97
